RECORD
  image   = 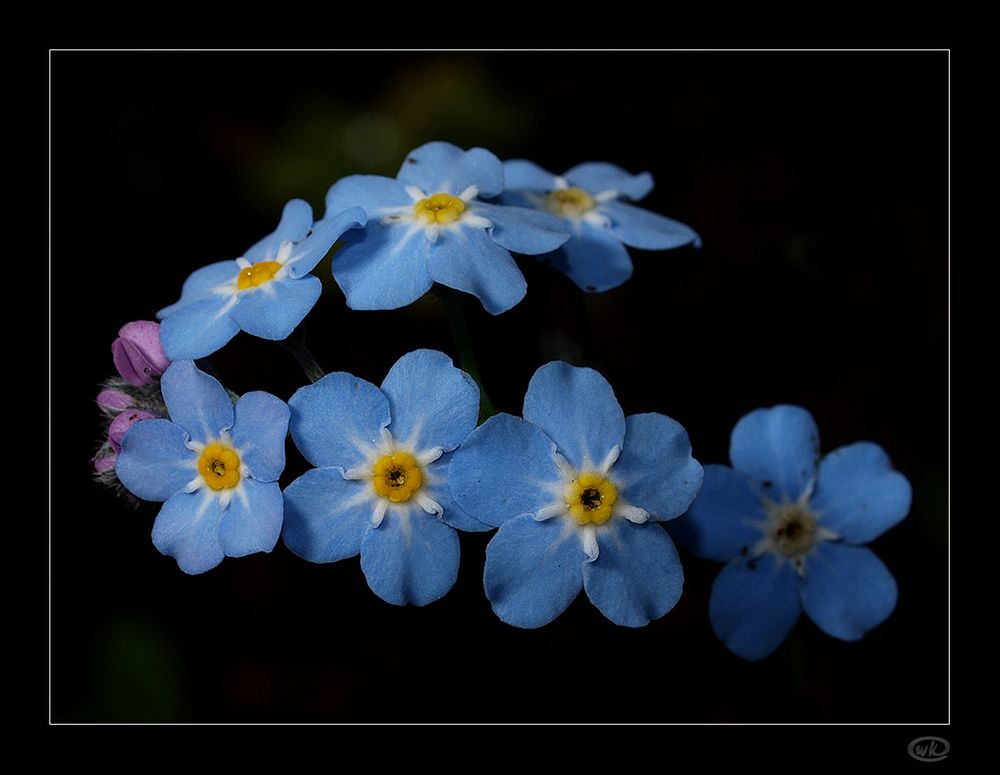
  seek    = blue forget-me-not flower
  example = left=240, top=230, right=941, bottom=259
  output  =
left=281, top=349, right=489, bottom=607
left=115, top=360, right=290, bottom=574
left=322, top=141, right=570, bottom=315
left=671, top=405, right=912, bottom=660
left=501, top=160, right=700, bottom=292
left=158, top=200, right=366, bottom=359
left=448, top=362, right=703, bottom=628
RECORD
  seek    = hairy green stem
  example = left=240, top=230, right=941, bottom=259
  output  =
left=281, top=326, right=325, bottom=383
left=439, top=288, right=497, bottom=422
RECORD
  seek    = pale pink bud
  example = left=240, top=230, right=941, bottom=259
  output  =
left=111, top=321, right=170, bottom=386
left=96, top=388, right=134, bottom=413
left=108, top=409, right=158, bottom=452
left=94, top=453, right=118, bottom=474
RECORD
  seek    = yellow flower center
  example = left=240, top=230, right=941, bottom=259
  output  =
left=565, top=472, right=618, bottom=526
left=197, top=442, right=241, bottom=490
left=546, top=187, right=595, bottom=218
left=372, top=451, right=423, bottom=503
left=769, top=503, right=818, bottom=557
left=236, top=260, right=282, bottom=290
left=413, top=193, right=466, bottom=224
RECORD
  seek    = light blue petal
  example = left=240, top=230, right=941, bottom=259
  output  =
left=522, top=361, right=625, bottom=471
left=243, top=199, right=313, bottom=263
left=729, top=405, right=820, bottom=502
left=380, top=349, right=479, bottom=453
left=603, top=200, right=701, bottom=250
left=582, top=520, right=684, bottom=627
left=160, top=359, right=234, bottom=444
left=614, top=413, right=703, bottom=522
left=115, top=419, right=196, bottom=502
left=495, top=190, right=538, bottom=210
left=159, top=296, right=240, bottom=360
left=286, top=206, right=366, bottom=279
left=151, top=489, right=225, bottom=575
left=331, top=223, right=434, bottom=311
left=282, top=468, right=372, bottom=563
left=484, top=515, right=585, bottom=628
left=325, top=174, right=414, bottom=217
left=502, top=159, right=558, bottom=191
left=565, top=162, right=654, bottom=200
left=425, top=227, right=527, bottom=315
left=447, top=413, right=562, bottom=528
left=811, top=442, right=912, bottom=544
left=157, top=261, right=239, bottom=318
left=423, top=455, right=491, bottom=533
left=710, top=553, right=802, bottom=660
left=472, top=202, right=569, bottom=255
left=230, top=391, right=289, bottom=483
left=219, top=479, right=283, bottom=557
left=289, top=372, right=390, bottom=469
left=397, top=141, right=504, bottom=198
left=360, top=510, right=460, bottom=606
left=228, top=275, right=322, bottom=340
left=800, top=542, right=897, bottom=641
left=670, top=465, right=765, bottom=562
left=545, top=226, right=634, bottom=292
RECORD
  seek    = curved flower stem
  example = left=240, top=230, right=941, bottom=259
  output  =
left=567, top=286, right=604, bottom=371
left=281, top=325, right=325, bottom=384
left=438, top=287, right=497, bottom=423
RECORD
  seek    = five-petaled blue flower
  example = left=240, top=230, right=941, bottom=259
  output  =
left=448, top=362, right=703, bottom=628
left=322, top=141, right=570, bottom=315
left=115, top=360, right=290, bottom=574
left=158, top=200, right=366, bottom=359
left=500, top=160, right=701, bottom=292
left=281, top=349, right=489, bottom=606
left=671, top=405, right=912, bottom=660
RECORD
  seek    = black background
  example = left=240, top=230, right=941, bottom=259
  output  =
left=51, top=52, right=947, bottom=727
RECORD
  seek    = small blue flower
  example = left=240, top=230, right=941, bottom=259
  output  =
left=500, top=160, right=701, bottom=292
left=671, top=405, right=912, bottom=660
left=157, top=200, right=366, bottom=360
left=281, top=349, right=489, bottom=607
left=115, top=360, right=290, bottom=574
left=322, top=141, right=570, bottom=315
left=448, top=362, right=703, bottom=628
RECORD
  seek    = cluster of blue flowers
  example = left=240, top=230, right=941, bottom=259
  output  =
left=100, top=141, right=911, bottom=661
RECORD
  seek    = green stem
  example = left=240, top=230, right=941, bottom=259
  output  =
left=439, top=288, right=497, bottom=422
left=566, top=285, right=604, bottom=371
left=281, top=326, right=325, bottom=383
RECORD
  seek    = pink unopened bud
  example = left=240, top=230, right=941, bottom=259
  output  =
left=111, top=321, right=170, bottom=386
left=108, top=409, right=158, bottom=452
left=96, top=388, right=135, bottom=413
left=94, top=453, right=118, bottom=474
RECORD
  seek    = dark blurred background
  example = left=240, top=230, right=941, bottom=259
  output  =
left=51, top=51, right=947, bottom=723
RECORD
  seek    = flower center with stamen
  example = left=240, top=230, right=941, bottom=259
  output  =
left=414, top=193, right=466, bottom=224
left=769, top=503, right=819, bottom=557
left=236, top=260, right=282, bottom=290
left=546, top=187, right=595, bottom=218
left=566, top=472, right=618, bottom=526
left=372, top=451, right=423, bottom=503
left=197, top=442, right=241, bottom=490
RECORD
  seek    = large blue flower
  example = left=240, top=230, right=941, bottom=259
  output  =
left=281, top=349, right=489, bottom=606
left=115, top=360, right=290, bottom=574
left=500, top=160, right=701, bottom=293
left=322, top=141, right=570, bottom=315
left=158, top=200, right=366, bottom=360
left=448, top=362, right=703, bottom=628
left=671, top=405, right=912, bottom=660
